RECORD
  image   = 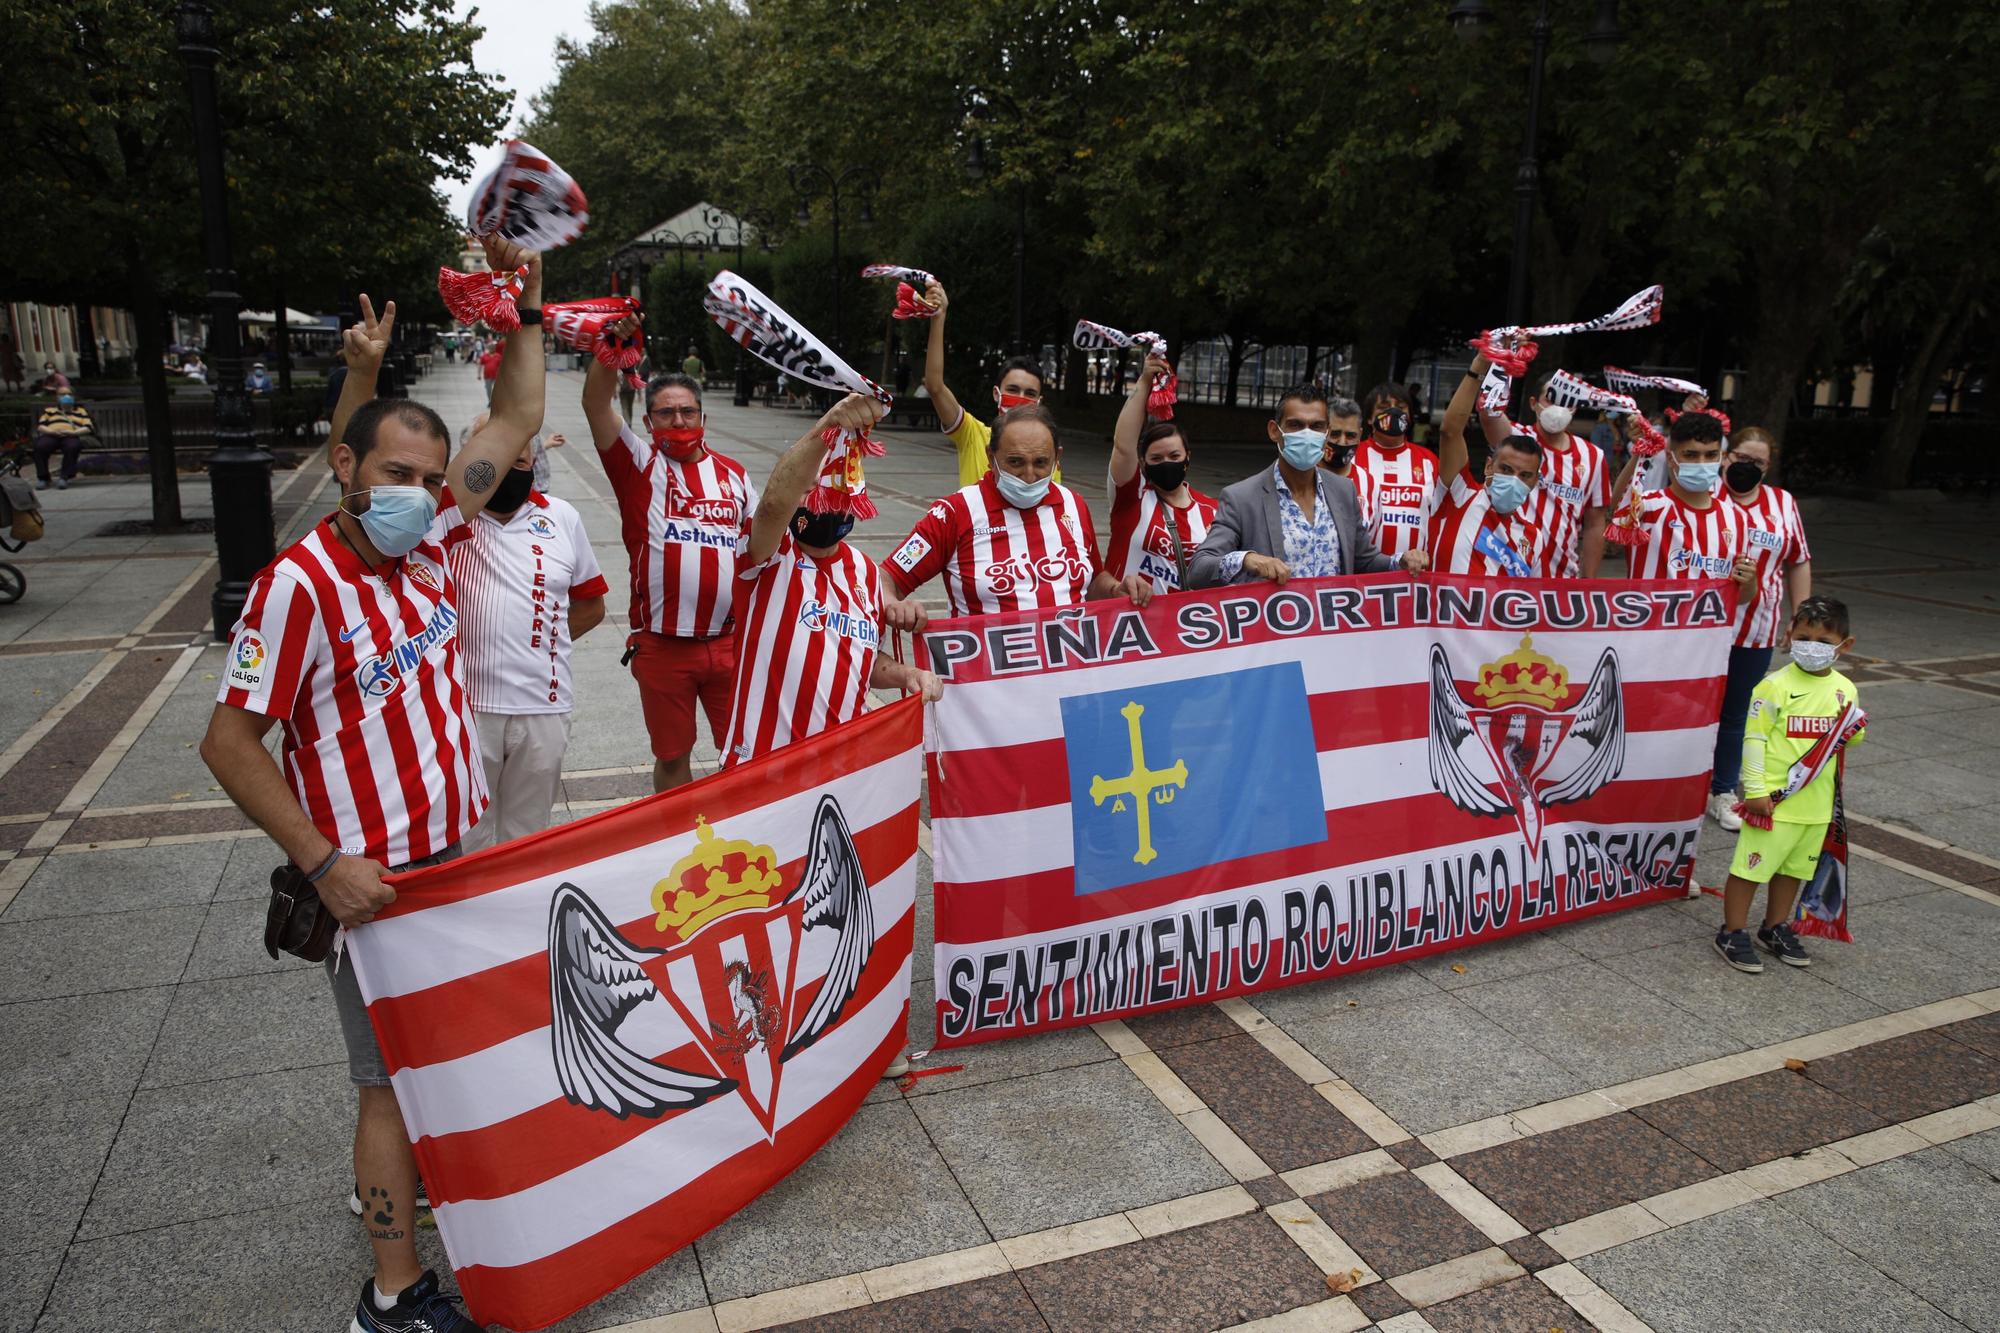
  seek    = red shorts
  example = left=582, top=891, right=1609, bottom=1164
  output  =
left=628, top=631, right=737, bottom=761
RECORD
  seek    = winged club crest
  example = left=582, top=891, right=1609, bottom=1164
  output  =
left=1427, top=635, right=1625, bottom=854
left=547, top=796, right=874, bottom=1140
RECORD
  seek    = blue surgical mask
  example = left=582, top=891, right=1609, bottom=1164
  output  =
left=58, top=394, right=74, bottom=407
left=1486, top=472, right=1530, bottom=514
left=994, top=469, right=1051, bottom=508
left=1790, top=640, right=1839, bottom=673
left=1675, top=459, right=1721, bottom=492
left=1279, top=429, right=1326, bottom=470
left=346, top=485, right=438, bottom=558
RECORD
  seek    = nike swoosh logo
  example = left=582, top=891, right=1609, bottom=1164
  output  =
left=338, top=624, right=366, bottom=644
left=1789, top=692, right=1805, bottom=699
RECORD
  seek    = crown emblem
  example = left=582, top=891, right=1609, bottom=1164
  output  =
left=1473, top=634, right=1571, bottom=709
left=651, top=817, right=783, bottom=940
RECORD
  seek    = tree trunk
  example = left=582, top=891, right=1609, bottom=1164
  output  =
left=1350, top=315, right=1399, bottom=403
left=1874, top=268, right=1975, bottom=491
left=127, top=253, right=183, bottom=530
left=1223, top=333, right=1246, bottom=409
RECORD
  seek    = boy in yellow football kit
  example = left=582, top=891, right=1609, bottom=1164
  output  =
left=1715, top=597, right=1865, bottom=973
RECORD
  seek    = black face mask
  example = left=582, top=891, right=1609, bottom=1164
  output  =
left=485, top=466, right=535, bottom=513
left=1725, top=459, right=1765, bottom=493
left=1374, top=407, right=1410, bottom=438
left=1142, top=459, right=1188, bottom=493
left=1324, top=444, right=1356, bottom=471
left=792, top=507, right=855, bottom=549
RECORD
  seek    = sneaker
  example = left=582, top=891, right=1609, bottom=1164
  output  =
left=1758, top=923, right=1812, bottom=968
left=349, top=1270, right=482, bottom=1333
left=34, top=480, right=50, bottom=491
left=1707, top=791, right=1742, bottom=831
left=55, top=478, right=69, bottom=490
left=882, top=1051, right=910, bottom=1079
left=1714, top=928, right=1764, bottom=974
left=350, top=1179, right=430, bottom=1217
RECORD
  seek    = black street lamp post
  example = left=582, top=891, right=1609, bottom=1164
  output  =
left=1450, top=0, right=1624, bottom=329
left=176, top=0, right=273, bottom=639
left=787, top=164, right=879, bottom=357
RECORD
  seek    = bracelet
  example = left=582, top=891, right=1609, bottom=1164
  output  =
left=304, top=848, right=343, bottom=883
left=516, top=307, right=543, bottom=326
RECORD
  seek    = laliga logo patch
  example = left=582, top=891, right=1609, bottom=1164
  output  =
left=527, top=513, right=558, bottom=539
left=890, top=533, right=930, bottom=574
left=225, top=631, right=269, bottom=692
left=547, top=799, right=873, bottom=1141
left=1428, top=634, right=1626, bottom=854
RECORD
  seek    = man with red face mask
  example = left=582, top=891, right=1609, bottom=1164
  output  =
left=585, top=323, right=758, bottom=791
left=920, top=278, right=1060, bottom=489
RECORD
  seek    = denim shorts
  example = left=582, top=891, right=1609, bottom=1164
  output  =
left=323, top=845, right=459, bottom=1087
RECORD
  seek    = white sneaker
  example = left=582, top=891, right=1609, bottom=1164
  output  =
left=882, top=1051, right=910, bottom=1079
left=1708, top=791, right=1742, bottom=831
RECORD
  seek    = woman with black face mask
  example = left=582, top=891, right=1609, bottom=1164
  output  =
left=1356, top=382, right=1441, bottom=566
left=1105, top=350, right=1220, bottom=595
left=1706, top=426, right=1814, bottom=832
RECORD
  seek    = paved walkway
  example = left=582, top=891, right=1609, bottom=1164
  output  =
left=4, top=363, right=2000, bottom=1332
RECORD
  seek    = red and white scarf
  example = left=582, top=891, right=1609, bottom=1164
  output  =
left=1073, top=320, right=1176, bottom=419
left=438, top=140, right=589, bottom=332
left=704, top=270, right=892, bottom=518
left=544, top=296, right=645, bottom=390
left=861, top=264, right=940, bottom=319
left=1471, top=284, right=1665, bottom=413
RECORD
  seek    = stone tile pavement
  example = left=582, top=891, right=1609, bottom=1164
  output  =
left=3, top=361, right=1999, bottom=1330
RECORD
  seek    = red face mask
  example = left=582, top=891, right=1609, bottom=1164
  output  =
left=997, top=392, right=1037, bottom=411
left=651, top=425, right=704, bottom=460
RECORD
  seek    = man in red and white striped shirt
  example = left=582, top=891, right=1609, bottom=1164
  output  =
left=200, top=242, right=549, bottom=1331
left=1609, top=410, right=1757, bottom=592
left=584, top=325, right=757, bottom=791
left=1479, top=375, right=1612, bottom=577
left=449, top=446, right=608, bottom=850
left=1356, top=383, right=1439, bottom=561
left=1429, top=356, right=1550, bottom=577
left=722, top=394, right=937, bottom=767
left=887, top=403, right=1152, bottom=618
left=1319, top=395, right=1377, bottom=539
left=1105, top=350, right=1218, bottom=595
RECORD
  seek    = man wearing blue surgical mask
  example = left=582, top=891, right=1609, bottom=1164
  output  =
left=1428, top=354, right=1550, bottom=576
left=32, top=392, right=98, bottom=490
left=200, top=233, right=553, bottom=1333
left=1188, top=384, right=1427, bottom=588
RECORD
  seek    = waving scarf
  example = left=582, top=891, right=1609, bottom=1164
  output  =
left=1537, top=369, right=1669, bottom=550
left=1602, top=365, right=1707, bottom=400
left=1073, top=320, right=1176, bottom=419
left=1471, top=285, right=1665, bottom=414
left=861, top=264, right=941, bottom=319
left=545, top=297, right=646, bottom=390
left=439, top=141, right=590, bottom=332
left=705, top=271, right=891, bottom=518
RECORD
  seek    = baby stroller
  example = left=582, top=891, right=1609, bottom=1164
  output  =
left=0, top=470, right=43, bottom=603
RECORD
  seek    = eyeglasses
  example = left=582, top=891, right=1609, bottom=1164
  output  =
left=651, top=406, right=702, bottom=422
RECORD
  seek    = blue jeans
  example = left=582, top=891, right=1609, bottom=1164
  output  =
left=1711, top=644, right=1774, bottom=795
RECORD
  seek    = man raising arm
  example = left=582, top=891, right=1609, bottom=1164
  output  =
left=921, top=277, right=1057, bottom=488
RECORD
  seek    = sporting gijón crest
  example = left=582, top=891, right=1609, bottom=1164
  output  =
left=1427, top=635, right=1625, bottom=854
left=547, top=797, right=874, bottom=1140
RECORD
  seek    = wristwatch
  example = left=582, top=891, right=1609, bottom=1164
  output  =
left=517, top=307, right=543, bottom=326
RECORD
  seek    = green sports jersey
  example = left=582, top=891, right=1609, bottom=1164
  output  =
left=1741, top=661, right=1865, bottom=824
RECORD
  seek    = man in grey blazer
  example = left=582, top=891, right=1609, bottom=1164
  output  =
left=1188, top=383, right=1430, bottom=588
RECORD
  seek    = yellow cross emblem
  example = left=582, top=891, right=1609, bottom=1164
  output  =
left=1089, top=702, right=1189, bottom=865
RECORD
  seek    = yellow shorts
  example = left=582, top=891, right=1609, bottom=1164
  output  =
left=1729, top=818, right=1828, bottom=884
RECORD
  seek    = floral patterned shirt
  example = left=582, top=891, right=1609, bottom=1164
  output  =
left=1222, top=464, right=1343, bottom=580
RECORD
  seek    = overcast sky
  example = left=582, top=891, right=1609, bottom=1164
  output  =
left=441, top=0, right=600, bottom=221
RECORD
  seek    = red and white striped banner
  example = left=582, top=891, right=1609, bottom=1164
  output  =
left=919, top=575, right=1735, bottom=1048
left=346, top=699, right=924, bottom=1330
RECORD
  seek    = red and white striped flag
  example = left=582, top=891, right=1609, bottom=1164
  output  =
left=918, top=574, right=1735, bottom=1048
left=345, top=699, right=924, bottom=1330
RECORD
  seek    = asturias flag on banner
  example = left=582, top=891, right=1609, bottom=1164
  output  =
left=344, top=698, right=924, bottom=1331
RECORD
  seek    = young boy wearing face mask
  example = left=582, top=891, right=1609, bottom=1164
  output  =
left=1713, top=597, right=1864, bottom=974
left=1105, top=351, right=1220, bottom=594
left=1429, top=355, right=1550, bottom=576
left=1356, top=384, right=1439, bottom=563
left=1478, top=376, right=1611, bottom=578
left=722, top=393, right=939, bottom=771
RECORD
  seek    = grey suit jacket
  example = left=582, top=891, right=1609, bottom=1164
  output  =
left=1186, top=464, right=1398, bottom=588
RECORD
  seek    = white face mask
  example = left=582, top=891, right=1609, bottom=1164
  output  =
left=1537, top=404, right=1574, bottom=435
left=1790, top=640, right=1840, bottom=672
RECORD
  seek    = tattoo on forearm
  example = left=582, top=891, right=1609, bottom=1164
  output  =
left=463, top=459, right=496, bottom=495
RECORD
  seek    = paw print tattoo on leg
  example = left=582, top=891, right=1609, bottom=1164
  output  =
left=365, top=1185, right=404, bottom=1240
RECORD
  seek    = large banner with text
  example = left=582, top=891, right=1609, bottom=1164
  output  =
left=347, top=699, right=923, bottom=1331
left=920, top=575, right=1734, bottom=1049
